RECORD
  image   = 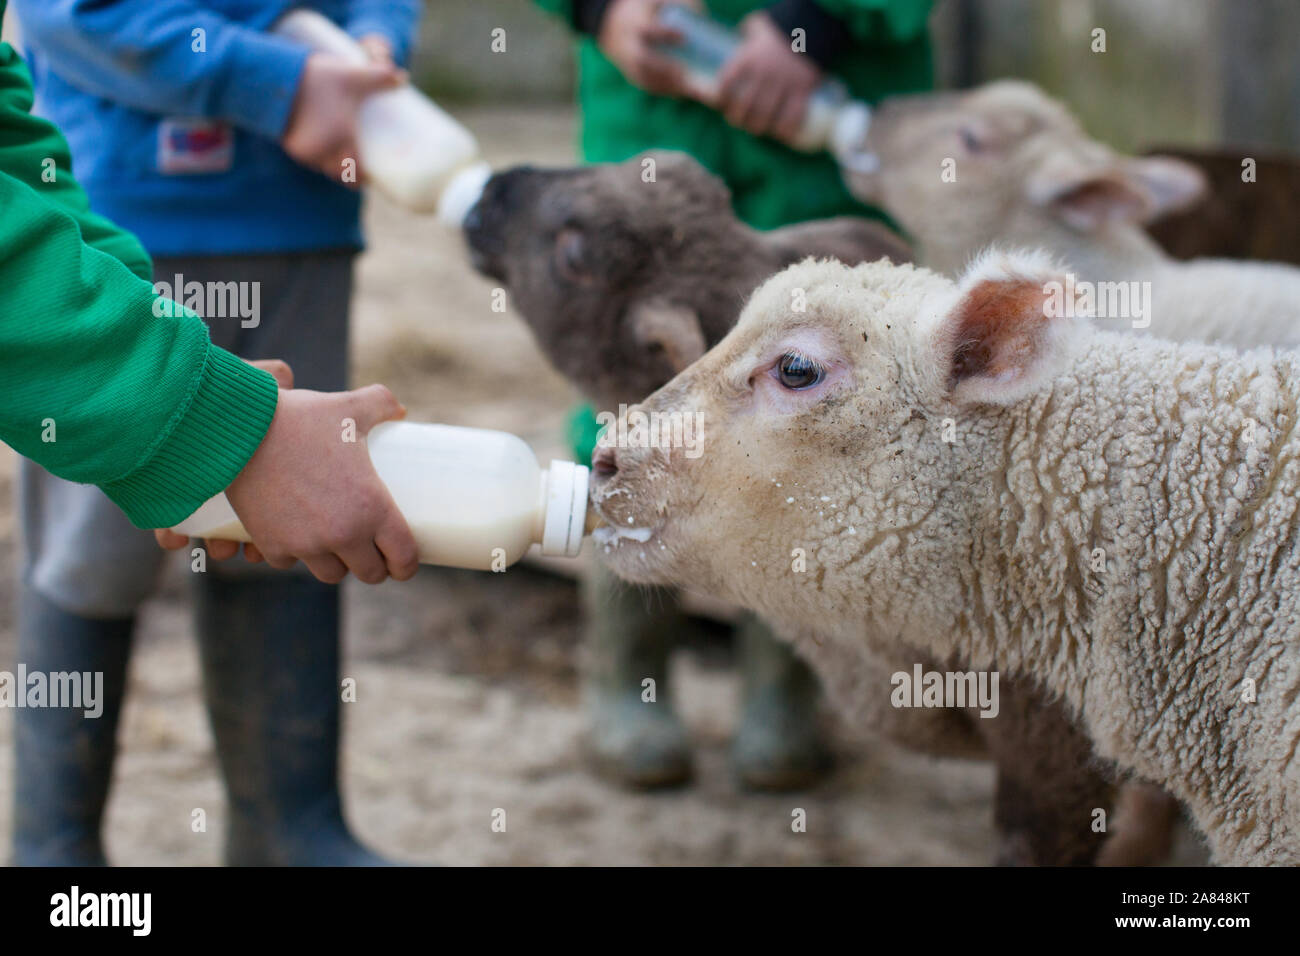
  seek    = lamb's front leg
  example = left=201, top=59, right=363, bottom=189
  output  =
left=982, top=680, right=1116, bottom=866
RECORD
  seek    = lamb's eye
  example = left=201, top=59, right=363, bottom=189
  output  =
left=776, top=352, right=824, bottom=390
left=554, top=227, right=588, bottom=281
left=958, top=126, right=983, bottom=153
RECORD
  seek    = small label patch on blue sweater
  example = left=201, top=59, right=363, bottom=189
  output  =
left=158, top=117, right=233, bottom=175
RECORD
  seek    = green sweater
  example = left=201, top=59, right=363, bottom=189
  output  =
left=0, top=2, right=278, bottom=529
left=537, top=0, right=933, bottom=228
left=539, top=0, right=933, bottom=461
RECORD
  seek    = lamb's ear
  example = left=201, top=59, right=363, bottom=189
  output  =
left=630, top=300, right=707, bottom=373
left=1027, top=153, right=1206, bottom=231
left=1121, top=155, right=1208, bottom=221
left=938, top=250, right=1074, bottom=406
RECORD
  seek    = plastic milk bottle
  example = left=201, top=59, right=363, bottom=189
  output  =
left=172, top=422, right=594, bottom=572
left=654, top=4, right=878, bottom=173
left=273, top=8, right=492, bottom=221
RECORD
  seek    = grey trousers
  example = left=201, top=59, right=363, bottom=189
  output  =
left=19, top=251, right=354, bottom=618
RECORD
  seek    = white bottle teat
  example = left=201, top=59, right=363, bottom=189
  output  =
left=272, top=8, right=490, bottom=216
left=172, top=422, right=592, bottom=572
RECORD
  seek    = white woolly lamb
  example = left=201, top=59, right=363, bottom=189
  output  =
left=591, top=250, right=1300, bottom=865
left=847, top=80, right=1300, bottom=348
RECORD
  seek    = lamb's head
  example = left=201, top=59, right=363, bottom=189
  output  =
left=589, top=249, right=1086, bottom=639
left=848, top=80, right=1206, bottom=275
left=463, top=150, right=910, bottom=408
left=462, top=151, right=749, bottom=407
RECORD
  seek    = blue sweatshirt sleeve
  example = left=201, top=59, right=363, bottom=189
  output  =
left=12, top=0, right=309, bottom=141
left=344, top=0, right=423, bottom=67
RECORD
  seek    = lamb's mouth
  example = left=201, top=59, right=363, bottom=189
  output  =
left=589, top=500, right=661, bottom=551
left=589, top=520, right=676, bottom=586
left=591, top=523, right=656, bottom=549
left=588, top=491, right=666, bottom=557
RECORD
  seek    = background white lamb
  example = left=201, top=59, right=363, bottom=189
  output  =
left=846, top=80, right=1300, bottom=347
left=589, top=251, right=1300, bottom=865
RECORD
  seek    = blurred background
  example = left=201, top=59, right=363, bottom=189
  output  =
left=2, top=0, right=1295, bottom=865
left=418, top=0, right=1300, bottom=151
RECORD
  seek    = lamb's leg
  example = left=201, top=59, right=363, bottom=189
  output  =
left=796, top=643, right=990, bottom=759
left=981, top=680, right=1115, bottom=866
left=732, top=616, right=834, bottom=790
left=581, top=563, right=692, bottom=789
left=980, top=681, right=1180, bottom=866
left=1095, top=782, right=1181, bottom=867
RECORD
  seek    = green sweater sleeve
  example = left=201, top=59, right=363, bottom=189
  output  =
left=0, top=39, right=153, bottom=280
left=1, top=24, right=278, bottom=529
left=1, top=169, right=280, bottom=529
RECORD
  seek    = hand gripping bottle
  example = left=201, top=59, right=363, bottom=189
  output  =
left=654, top=4, right=878, bottom=173
left=273, top=8, right=492, bottom=220
left=172, top=422, right=593, bottom=572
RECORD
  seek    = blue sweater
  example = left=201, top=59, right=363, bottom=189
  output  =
left=13, top=0, right=421, bottom=256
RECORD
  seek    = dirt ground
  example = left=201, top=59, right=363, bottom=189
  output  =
left=0, top=107, right=1209, bottom=866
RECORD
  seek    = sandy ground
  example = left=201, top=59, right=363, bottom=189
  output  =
left=0, top=107, right=1209, bottom=866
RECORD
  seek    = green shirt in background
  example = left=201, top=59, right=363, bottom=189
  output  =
left=0, top=0, right=279, bottom=530
left=537, top=0, right=934, bottom=460
left=537, top=0, right=933, bottom=228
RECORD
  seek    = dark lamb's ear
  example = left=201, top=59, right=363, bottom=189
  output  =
left=765, top=217, right=914, bottom=267
left=939, top=250, right=1078, bottom=406
left=629, top=300, right=707, bottom=373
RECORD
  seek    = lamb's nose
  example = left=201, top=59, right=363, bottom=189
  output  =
left=592, top=444, right=618, bottom=478
left=462, top=201, right=483, bottom=235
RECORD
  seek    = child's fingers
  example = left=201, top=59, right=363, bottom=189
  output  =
left=204, top=538, right=241, bottom=561
left=721, top=68, right=761, bottom=129
left=357, top=34, right=395, bottom=65
left=637, top=53, right=688, bottom=96
left=154, top=528, right=189, bottom=550
left=740, top=78, right=783, bottom=135
left=773, top=90, right=808, bottom=144
left=155, top=529, right=241, bottom=563
left=351, top=61, right=406, bottom=97
left=375, top=509, right=420, bottom=582
left=351, top=383, right=407, bottom=433
left=249, top=358, right=294, bottom=389
left=338, top=540, right=389, bottom=585
left=300, top=552, right=349, bottom=584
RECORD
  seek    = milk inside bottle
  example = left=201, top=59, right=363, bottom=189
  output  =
left=653, top=5, right=878, bottom=173
left=172, top=422, right=593, bottom=572
left=272, top=8, right=491, bottom=219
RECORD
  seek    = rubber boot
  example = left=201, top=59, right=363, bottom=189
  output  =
left=581, top=564, right=692, bottom=789
left=11, top=584, right=132, bottom=866
left=731, top=616, right=834, bottom=791
left=192, top=572, right=390, bottom=866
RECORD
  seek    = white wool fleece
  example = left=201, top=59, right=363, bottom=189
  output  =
left=853, top=80, right=1300, bottom=349
left=595, top=254, right=1300, bottom=864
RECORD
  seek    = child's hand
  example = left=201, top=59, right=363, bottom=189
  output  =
left=155, top=359, right=292, bottom=565
left=222, top=383, right=417, bottom=584
left=280, top=52, right=405, bottom=184
left=157, top=371, right=419, bottom=585
left=716, top=12, right=822, bottom=144
left=357, top=33, right=395, bottom=66
left=598, top=0, right=693, bottom=97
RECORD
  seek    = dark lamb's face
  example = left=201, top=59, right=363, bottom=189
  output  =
left=462, top=164, right=662, bottom=404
